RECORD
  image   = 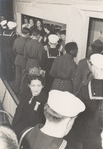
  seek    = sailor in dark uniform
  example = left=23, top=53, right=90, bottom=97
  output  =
left=75, top=54, right=103, bottom=149
left=41, top=34, right=60, bottom=93
left=3, top=21, right=17, bottom=81
left=73, top=39, right=103, bottom=95
left=20, top=90, right=85, bottom=149
left=0, top=20, right=7, bottom=76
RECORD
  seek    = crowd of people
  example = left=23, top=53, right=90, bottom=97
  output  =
left=1, top=14, right=103, bottom=149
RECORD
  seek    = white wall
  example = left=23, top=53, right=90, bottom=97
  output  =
left=13, top=0, right=103, bottom=63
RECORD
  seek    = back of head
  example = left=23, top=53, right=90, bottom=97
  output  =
left=87, top=39, right=103, bottom=58
left=32, top=28, right=40, bottom=36
left=44, top=104, right=66, bottom=123
left=21, top=27, right=30, bottom=35
left=44, top=23, right=51, bottom=31
left=44, top=90, right=85, bottom=122
left=65, top=42, right=78, bottom=54
left=0, top=126, right=18, bottom=149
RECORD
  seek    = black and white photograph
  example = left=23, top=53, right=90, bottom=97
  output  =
left=0, top=0, right=103, bottom=149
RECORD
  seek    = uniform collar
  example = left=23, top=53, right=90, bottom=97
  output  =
left=88, top=79, right=103, bottom=100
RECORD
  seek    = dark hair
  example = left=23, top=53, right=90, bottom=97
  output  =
left=65, top=42, right=78, bottom=53
left=24, top=16, right=28, bottom=21
left=29, top=18, right=34, bottom=22
left=44, top=104, right=67, bottom=122
left=44, top=24, right=51, bottom=31
left=32, top=28, right=40, bottom=36
left=27, top=74, right=45, bottom=86
left=35, top=19, right=43, bottom=26
left=21, top=28, right=30, bottom=34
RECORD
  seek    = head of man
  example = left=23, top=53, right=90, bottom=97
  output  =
left=88, top=53, right=103, bottom=79
left=87, top=39, right=103, bottom=58
left=65, top=42, right=78, bottom=58
left=31, top=28, right=40, bottom=40
left=0, top=126, right=18, bottom=149
left=21, top=27, right=30, bottom=38
left=41, top=90, right=85, bottom=138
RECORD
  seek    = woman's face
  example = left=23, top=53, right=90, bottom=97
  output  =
left=29, top=79, right=43, bottom=96
left=29, top=19, right=34, bottom=26
left=24, top=18, right=28, bottom=24
left=37, top=21, right=41, bottom=28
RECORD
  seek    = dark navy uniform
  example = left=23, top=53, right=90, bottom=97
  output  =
left=75, top=79, right=103, bottom=149
left=50, top=53, right=77, bottom=93
left=41, top=45, right=61, bottom=93
left=13, top=35, right=28, bottom=94
left=2, top=29, right=16, bottom=80
left=22, top=124, right=72, bottom=149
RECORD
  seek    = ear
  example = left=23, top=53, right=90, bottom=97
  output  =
left=62, top=117, right=71, bottom=128
left=66, top=117, right=76, bottom=130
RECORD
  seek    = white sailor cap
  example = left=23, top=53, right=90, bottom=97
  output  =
left=48, top=34, right=59, bottom=44
left=90, top=54, right=103, bottom=69
left=7, top=21, right=17, bottom=29
left=47, top=90, right=86, bottom=117
left=0, top=20, right=7, bottom=26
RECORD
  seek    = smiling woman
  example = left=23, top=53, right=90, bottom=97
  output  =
left=12, top=70, right=47, bottom=138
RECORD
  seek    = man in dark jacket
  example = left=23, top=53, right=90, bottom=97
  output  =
left=3, top=21, right=17, bottom=81
left=50, top=42, right=78, bottom=93
left=24, top=28, right=45, bottom=71
left=13, top=28, right=30, bottom=94
left=73, top=39, right=103, bottom=95
left=75, top=54, right=103, bottom=149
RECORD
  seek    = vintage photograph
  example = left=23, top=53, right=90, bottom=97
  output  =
left=0, top=0, right=103, bottom=149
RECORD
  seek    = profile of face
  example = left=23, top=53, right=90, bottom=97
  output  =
left=29, top=79, right=43, bottom=96
left=70, top=48, right=78, bottom=58
left=29, top=19, right=34, bottom=26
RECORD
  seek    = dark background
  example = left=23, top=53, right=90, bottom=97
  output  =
left=0, top=0, right=13, bottom=21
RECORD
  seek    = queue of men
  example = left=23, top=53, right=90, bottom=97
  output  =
left=1, top=16, right=103, bottom=149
